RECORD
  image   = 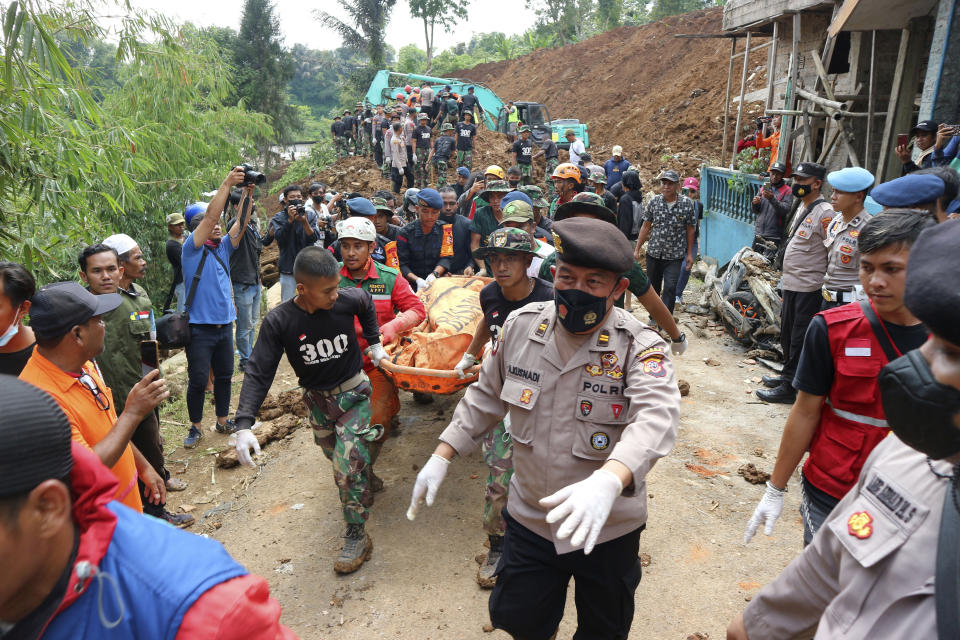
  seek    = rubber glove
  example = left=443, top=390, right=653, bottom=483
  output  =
left=453, top=352, right=476, bottom=378
left=406, top=454, right=450, bottom=520
left=233, top=428, right=261, bottom=468
left=744, top=481, right=785, bottom=543
left=368, top=343, right=388, bottom=368
left=412, top=153, right=418, bottom=163
left=415, top=278, right=429, bottom=292
left=540, top=469, right=623, bottom=554
left=380, top=320, right=399, bottom=345
left=398, top=166, right=404, bottom=175
left=671, top=332, right=688, bottom=356
left=425, top=272, right=438, bottom=287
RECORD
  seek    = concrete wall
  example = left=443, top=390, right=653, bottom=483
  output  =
left=723, top=0, right=832, bottom=31
left=922, top=0, right=960, bottom=122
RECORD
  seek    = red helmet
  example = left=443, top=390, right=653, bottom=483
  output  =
left=413, top=87, right=420, bottom=93
left=404, top=85, right=412, bottom=93
left=395, top=93, right=404, bottom=100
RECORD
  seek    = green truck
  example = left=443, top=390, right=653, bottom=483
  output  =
left=364, top=70, right=589, bottom=149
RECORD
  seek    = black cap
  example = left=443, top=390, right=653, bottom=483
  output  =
left=904, top=220, right=960, bottom=346
left=551, top=217, right=634, bottom=274
left=793, top=162, right=826, bottom=179
left=912, top=119, right=938, bottom=134
left=0, top=376, right=73, bottom=498
left=30, top=282, right=121, bottom=341
left=770, top=162, right=788, bottom=174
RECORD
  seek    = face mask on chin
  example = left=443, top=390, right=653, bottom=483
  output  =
left=0, top=307, right=21, bottom=347
left=879, top=349, right=960, bottom=460
left=554, top=286, right=613, bottom=333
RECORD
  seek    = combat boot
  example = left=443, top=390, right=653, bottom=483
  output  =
left=477, top=534, right=504, bottom=588
left=334, top=523, right=373, bottom=574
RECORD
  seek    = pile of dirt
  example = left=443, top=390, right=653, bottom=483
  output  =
left=452, top=7, right=769, bottom=184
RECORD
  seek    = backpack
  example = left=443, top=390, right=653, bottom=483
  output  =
left=630, top=194, right=644, bottom=236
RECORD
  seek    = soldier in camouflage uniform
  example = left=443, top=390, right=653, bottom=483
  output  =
left=450, top=228, right=554, bottom=587
left=331, top=115, right=346, bottom=159
left=354, top=104, right=366, bottom=156
left=413, top=112, right=432, bottom=189
left=428, top=122, right=456, bottom=188
left=232, top=246, right=389, bottom=574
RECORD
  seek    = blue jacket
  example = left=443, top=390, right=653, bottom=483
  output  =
left=604, top=158, right=631, bottom=188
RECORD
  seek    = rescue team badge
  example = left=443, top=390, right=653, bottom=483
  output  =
left=847, top=511, right=874, bottom=539
left=612, top=404, right=623, bottom=419
left=367, top=283, right=387, bottom=294
left=520, top=389, right=533, bottom=404
left=606, top=366, right=623, bottom=380
left=601, top=353, right=618, bottom=369
left=580, top=400, right=593, bottom=416
left=590, top=431, right=609, bottom=450
left=584, top=364, right=604, bottom=376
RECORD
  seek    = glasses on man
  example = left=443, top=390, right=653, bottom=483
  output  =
left=78, top=372, right=110, bottom=411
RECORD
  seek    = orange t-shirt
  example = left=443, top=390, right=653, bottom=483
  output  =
left=20, top=351, right=142, bottom=512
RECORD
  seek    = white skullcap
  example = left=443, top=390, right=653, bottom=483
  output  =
left=102, top=233, right=137, bottom=255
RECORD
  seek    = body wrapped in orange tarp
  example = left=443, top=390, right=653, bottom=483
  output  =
left=382, top=275, right=491, bottom=394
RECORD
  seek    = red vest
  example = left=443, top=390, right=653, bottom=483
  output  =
left=803, top=303, right=892, bottom=499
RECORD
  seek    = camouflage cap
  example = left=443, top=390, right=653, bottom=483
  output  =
left=384, top=106, right=394, bottom=114
left=440, top=122, right=455, bottom=131
left=554, top=191, right=617, bottom=225
left=478, top=179, right=513, bottom=200
left=500, top=199, right=534, bottom=224
left=518, top=124, right=531, bottom=133
left=473, top=227, right=536, bottom=260
left=371, top=197, right=394, bottom=215
left=417, top=112, right=430, bottom=119
left=519, top=185, right=549, bottom=209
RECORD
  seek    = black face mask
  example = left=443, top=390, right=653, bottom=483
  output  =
left=554, top=287, right=611, bottom=333
left=791, top=183, right=811, bottom=198
left=311, top=195, right=323, bottom=204
left=879, top=350, right=960, bottom=459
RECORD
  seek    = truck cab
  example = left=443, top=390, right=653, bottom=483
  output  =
left=496, top=101, right=551, bottom=144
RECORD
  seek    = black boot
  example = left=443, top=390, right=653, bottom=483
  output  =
left=756, top=383, right=797, bottom=404
left=761, top=375, right=785, bottom=388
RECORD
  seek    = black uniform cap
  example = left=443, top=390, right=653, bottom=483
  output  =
left=0, top=376, right=73, bottom=498
left=904, top=220, right=960, bottom=346
left=551, top=217, right=634, bottom=274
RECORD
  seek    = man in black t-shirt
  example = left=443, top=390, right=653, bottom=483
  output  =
left=455, top=111, right=478, bottom=170
left=452, top=227, right=554, bottom=588
left=744, top=210, right=935, bottom=547
left=331, top=115, right=346, bottom=159
left=164, top=212, right=186, bottom=312
left=459, top=86, right=484, bottom=122
left=428, top=123, right=456, bottom=188
left=512, top=126, right=534, bottom=186
left=233, top=247, right=387, bottom=575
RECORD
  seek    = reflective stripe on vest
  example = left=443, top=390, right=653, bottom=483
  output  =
left=825, top=397, right=889, bottom=429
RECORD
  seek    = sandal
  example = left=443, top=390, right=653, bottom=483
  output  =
left=165, top=477, right=188, bottom=492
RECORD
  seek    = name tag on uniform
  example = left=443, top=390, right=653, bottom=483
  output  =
left=845, top=339, right=871, bottom=357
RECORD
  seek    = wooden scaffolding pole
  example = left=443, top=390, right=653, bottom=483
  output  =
left=733, top=31, right=753, bottom=167
left=722, top=38, right=737, bottom=167
left=766, top=21, right=780, bottom=111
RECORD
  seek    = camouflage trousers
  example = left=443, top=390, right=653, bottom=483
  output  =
left=334, top=136, right=347, bottom=159
left=343, top=133, right=356, bottom=156
left=382, top=156, right=391, bottom=178
left=433, top=158, right=449, bottom=188
left=416, top=153, right=431, bottom=189
left=519, top=162, right=532, bottom=186
left=303, top=378, right=383, bottom=525
left=544, top=157, right=559, bottom=199
left=481, top=418, right=514, bottom=535
left=359, top=131, right=371, bottom=157
left=457, top=149, right=473, bottom=171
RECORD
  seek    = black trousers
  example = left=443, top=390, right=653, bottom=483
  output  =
left=390, top=166, right=413, bottom=193
left=373, top=140, right=383, bottom=167
left=131, top=410, right=168, bottom=517
left=646, top=255, right=683, bottom=314
left=490, top=510, right=643, bottom=640
left=780, top=289, right=823, bottom=380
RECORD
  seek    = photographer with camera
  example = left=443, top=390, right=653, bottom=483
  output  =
left=271, top=184, right=321, bottom=303
left=751, top=161, right=793, bottom=257
left=755, top=115, right=787, bottom=173
left=225, top=188, right=264, bottom=374
left=306, top=182, right=338, bottom=248
left=180, top=167, right=256, bottom=449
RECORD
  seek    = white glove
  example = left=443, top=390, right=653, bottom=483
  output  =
left=368, top=343, right=388, bottom=368
left=415, top=277, right=429, bottom=292
left=412, top=153, right=418, bottom=163
left=540, top=469, right=623, bottom=554
left=454, top=352, right=476, bottom=378
left=744, top=481, right=786, bottom=543
left=406, top=454, right=450, bottom=520
left=425, top=272, right=437, bottom=286
left=671, top=332, right=688, bottom=356
left=398, top=167, right=404, bottom=175
left=233, top=428, right=261, bottom=468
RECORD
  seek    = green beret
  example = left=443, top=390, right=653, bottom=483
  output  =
left=551, top=218, right=634, bottom=274
left=554, top=192, right=617, bottom=226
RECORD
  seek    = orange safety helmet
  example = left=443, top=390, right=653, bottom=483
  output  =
left=404, top=84, right=412, bottom=93
left=395, top=92, right=404, bottom=100
left=484, top=165, right=506, bottom=180
left=552, top=162, right=583, bottom=183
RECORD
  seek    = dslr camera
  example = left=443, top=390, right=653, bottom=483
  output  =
left=288, top=199, right=306, bottom=215
left=239, top=163, right=266, bottom=186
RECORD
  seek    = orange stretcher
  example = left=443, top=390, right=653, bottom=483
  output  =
left=380, top=275, right=491, bottom=395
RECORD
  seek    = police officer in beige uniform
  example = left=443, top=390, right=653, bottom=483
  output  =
left=821, top=167, right=875, bottom=310
left=728, top=220, right=960, bottom=640
left=758, top=162, right=835, bottom=404
left=407, top=217, right=680, bottom=640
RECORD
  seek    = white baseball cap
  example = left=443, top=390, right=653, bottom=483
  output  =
left=612, top=145, right=623, bottom=156
left=335, top=217, right=377, bottom=242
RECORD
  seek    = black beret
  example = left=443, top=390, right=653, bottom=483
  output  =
left=904, top=220, right=960, bottom=346
left=0, top=376, right=73, bottom=498
left=551, top=217, right=634, bottom=274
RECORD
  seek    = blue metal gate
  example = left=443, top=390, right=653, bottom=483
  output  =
left=699, top=167, right=764, bottom=267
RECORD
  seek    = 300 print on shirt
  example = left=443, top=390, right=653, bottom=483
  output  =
left=299, top=334, right=349, bottom=364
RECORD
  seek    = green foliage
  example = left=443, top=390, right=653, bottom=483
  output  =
left=408, top=0, right=469, bottom=71
left=270, top=141, right=338, bottom=194
left=649, top=0, right=716, bottom=21
left=595, top=0, right=622, bottom=29
left=733, top=147, right=771, bottom=174
left=316, top=0, right=398, bottom=70
left=397, top=43, right=427, bottom=73
left=0, top=0, right=270, bottom=300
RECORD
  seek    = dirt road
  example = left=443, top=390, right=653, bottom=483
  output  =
left=160, top=301, right=803, bottom=639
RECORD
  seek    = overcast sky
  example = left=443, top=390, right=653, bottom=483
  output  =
left=127, top=0, right=539, bottom=54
